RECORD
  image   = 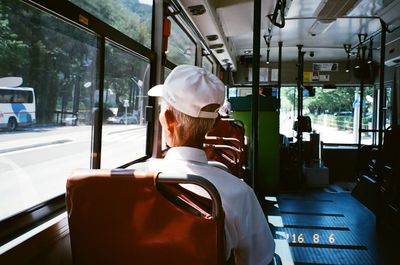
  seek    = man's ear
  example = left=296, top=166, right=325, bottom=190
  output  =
left=163, top=109, right=176, bottom=132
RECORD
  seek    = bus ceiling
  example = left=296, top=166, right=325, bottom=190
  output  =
left=175, top=0, right=400, bottom=68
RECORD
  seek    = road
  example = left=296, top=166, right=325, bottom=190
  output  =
left=0, top=125, right=147, bottom=220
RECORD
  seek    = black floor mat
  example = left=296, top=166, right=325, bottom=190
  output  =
left=265, top=190, right=389, bottom=264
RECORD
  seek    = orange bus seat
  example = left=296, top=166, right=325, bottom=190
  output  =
left=207, top=116, right=246, bottom=148
left=204, top=144, right=243, bottom=177
left=204, top=144, right=240, bottom=164
left=205, top=136, right=243, bottom=150
left=66, top=169, right=225, bottom=265
left=205, top=116, right=247, bottom=177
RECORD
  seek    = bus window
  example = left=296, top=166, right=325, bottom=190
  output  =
left=202, top=55, right=214, bottom=73
left=360, top=86, right=375, bottom=145
left=0, top=0, right=98, bottom=221
left=280, top=86, right=298, bottom=140
left=0, top=89, right=14, bottom=103
left=280, top=86, right=377, bottom=144
left=69, top=0, right=153, bottom=48
left=100, top=42, right=150, bottom=168
left=384, top=86, right=392, bottom=129
left=13, top=90, right=30, bottom=103
left=167, top=18, right=196, bottom=65
left=302, top=86, right=373, bottom=144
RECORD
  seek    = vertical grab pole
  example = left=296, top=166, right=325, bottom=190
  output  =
left=91, top=36, right=105, bottom=169
left=225, top=63, right=231, bottom=96
left=378, top=19, right=386, bottom=147
left=150, top=0, right=166, bottom=158
left=358, top=45, right=366, bottom=147
left=278, top=41, right=283, bottom=110
left=296, top=44, right=304, bottom=185
left=296, top=45, right=304, bottom=117
left=251, top=0, right=261, bottom=193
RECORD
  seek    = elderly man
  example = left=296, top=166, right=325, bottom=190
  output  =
left=130, top=65, right=275, bottom=265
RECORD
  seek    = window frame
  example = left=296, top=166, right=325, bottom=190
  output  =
left=165, top=15, right=197, bottom=67
left=202, top=54, right=215, bottom=73
left=0, top=0, right=156, bottom=245
left=277, top=84, right=379, bottom=145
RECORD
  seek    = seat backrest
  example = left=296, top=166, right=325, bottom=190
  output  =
left=381, top=125, right=400, bottom=168
left=373, top=125, right=400, bottom=187
left=207, top=117, right=246, bottom=146
left=66, top=168, right=225, bottom=265
left=204, top=143, right=243, bottom=177
left=293, top=116, right=312, bottom=133
left=205, top=116, right=247, bottom=177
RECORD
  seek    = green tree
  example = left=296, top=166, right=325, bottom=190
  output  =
left=1, top=0, right=152, bottom=124
left=0, top=2, right=29, bottom=76
left=281, top=87, right=297, bottom=112
left=304, top=87, right=357, bottom=114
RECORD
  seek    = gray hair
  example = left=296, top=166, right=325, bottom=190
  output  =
left=162, top=101, right=216, bottom=140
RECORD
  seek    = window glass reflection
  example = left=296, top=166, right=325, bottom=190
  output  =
left=202, top=56, right=213, bottom=73
left=101, top=42, right=149, bottom=168
left=167, top=19, right=196, bottom=65
left=69, top=0, right=153, bottom=48
left=0, top=0, right=97, bottom=221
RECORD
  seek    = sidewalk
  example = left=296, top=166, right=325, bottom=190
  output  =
left=0, top=126, right=89, bottom=153
left=0, top=124, right=145, bottom=154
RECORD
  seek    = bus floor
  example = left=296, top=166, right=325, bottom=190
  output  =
left=262, top=186, right=395, bottom=265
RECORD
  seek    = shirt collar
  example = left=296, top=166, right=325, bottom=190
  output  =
left=164, top=146, right=209, bottom=164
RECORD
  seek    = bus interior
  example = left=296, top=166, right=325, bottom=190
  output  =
left=0, top=0, right=399, bottom=264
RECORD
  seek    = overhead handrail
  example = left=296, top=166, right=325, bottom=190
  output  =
left=157, top=172, right=223, bottom=219
left=267, top=0, right=286, bottom=28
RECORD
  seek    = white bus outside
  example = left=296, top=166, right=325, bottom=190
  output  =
left=0, top=87, right=36, bottom=131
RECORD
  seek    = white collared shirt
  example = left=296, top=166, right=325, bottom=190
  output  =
left=130, top=146, right=275, bottom=265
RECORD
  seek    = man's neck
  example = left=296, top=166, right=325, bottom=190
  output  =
left=171, top=138, right=203, bottom=150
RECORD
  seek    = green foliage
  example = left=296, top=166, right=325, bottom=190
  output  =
left=0, top=0, right=152, bottom=124
left=303, top=86, right=374, bottom=115
left=70, top=0, right=152, bottom=47
left=304, top=87, right=357, bottom=114
left=281, top=87, right=297, bottom=112
left=0, top=2, right=29, bottom=75
left=282, top=86, right=375, bottom=132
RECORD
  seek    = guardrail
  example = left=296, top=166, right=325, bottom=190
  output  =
left=309, top=114, right=371, bottom=131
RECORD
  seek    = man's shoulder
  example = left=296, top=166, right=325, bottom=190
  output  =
left=127, top=159, right=165, bottom=171
left=207, top=161, right=231, bottom=173
left=128, top=159, right=251, bottom=192
left=201, top=166, right=252, bottom=194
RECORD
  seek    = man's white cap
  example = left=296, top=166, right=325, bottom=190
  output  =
left=148, top=65, right=225, bottom=119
